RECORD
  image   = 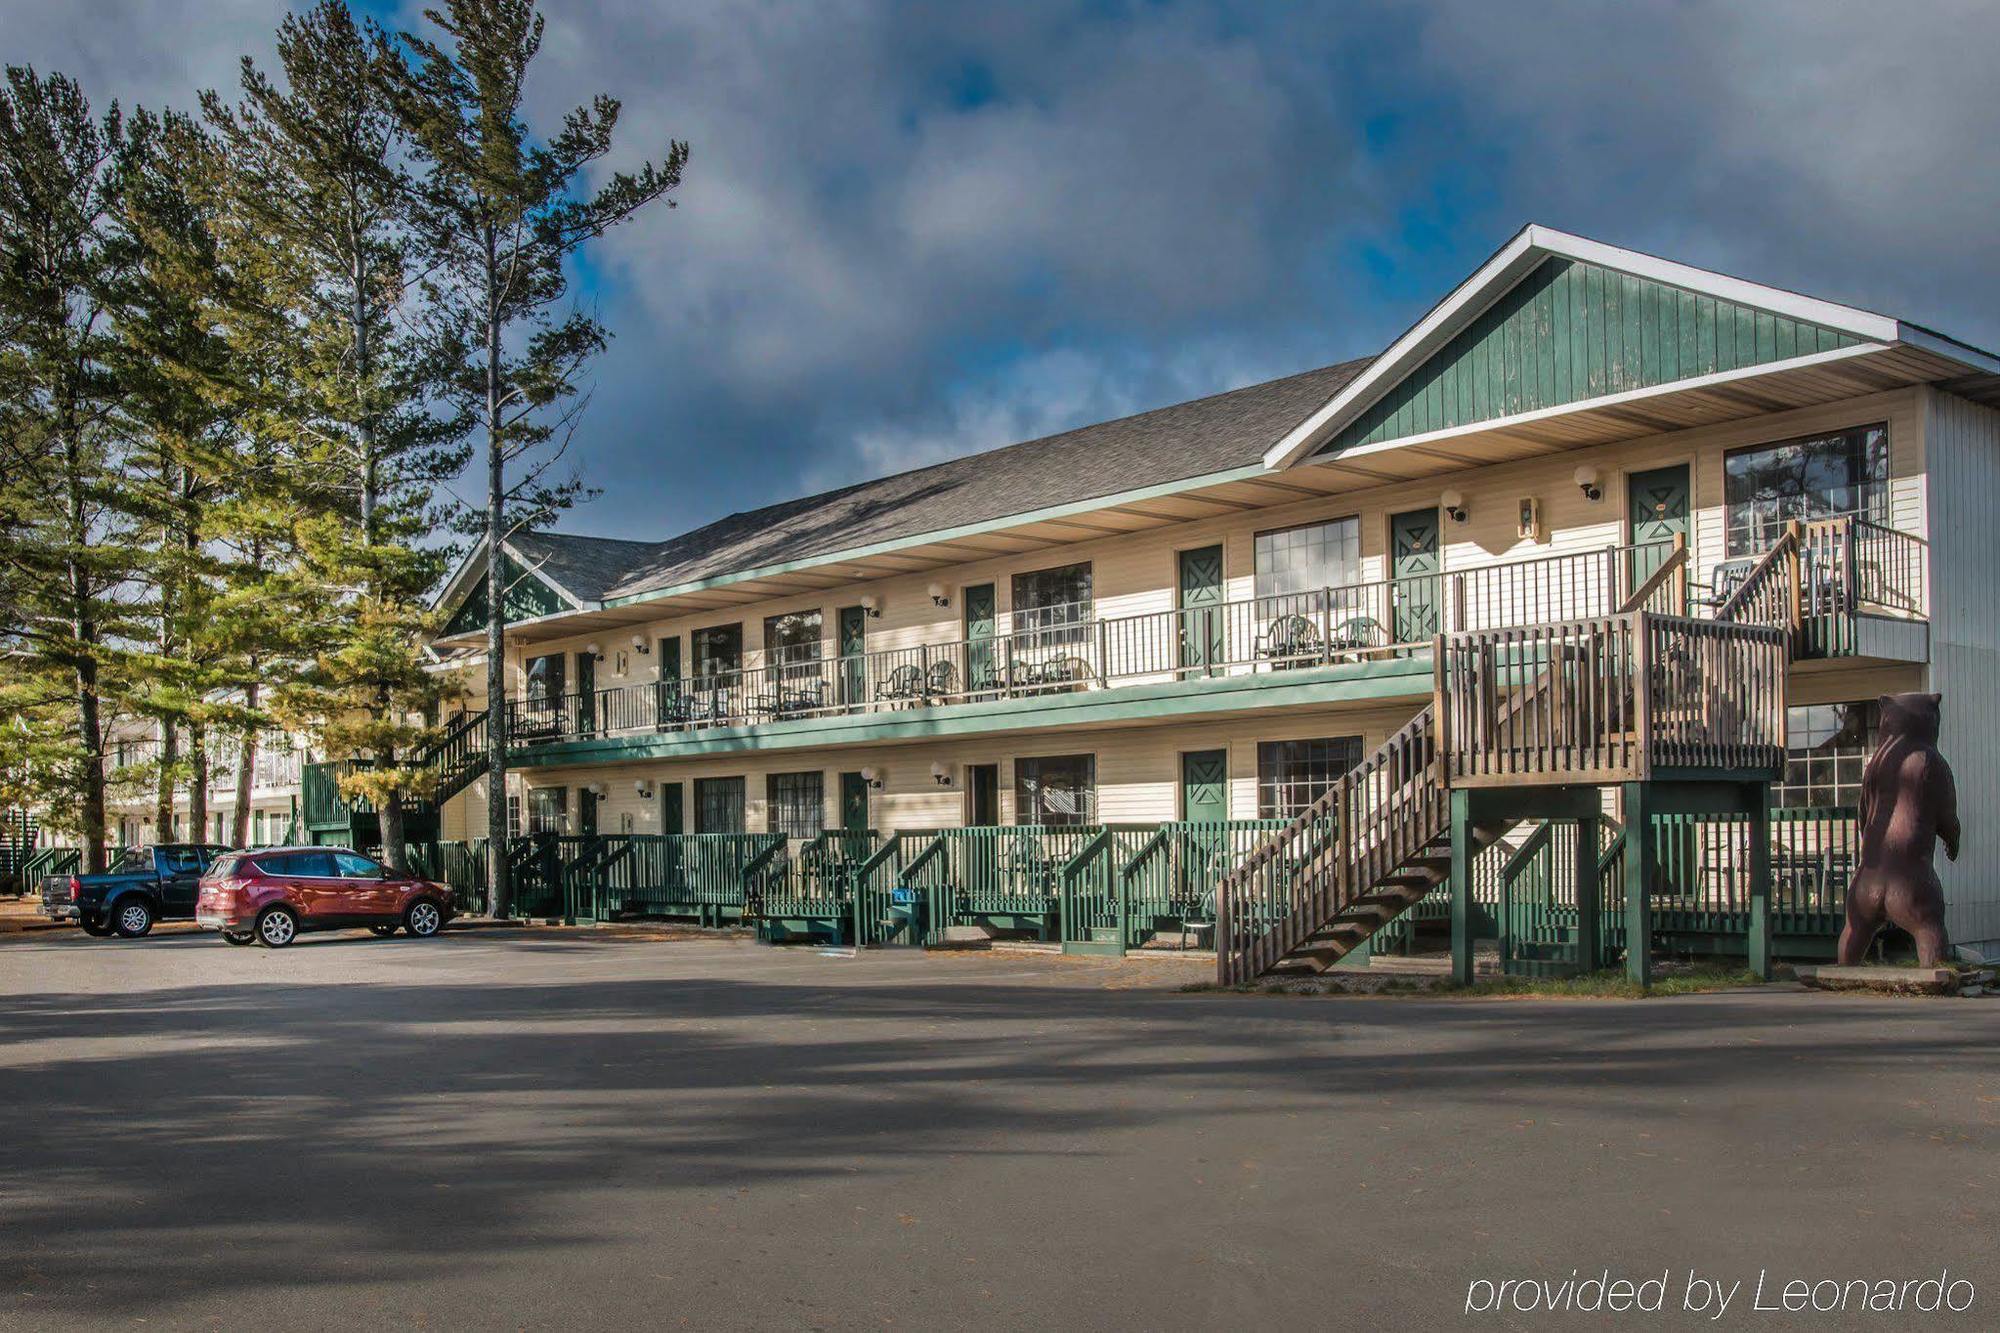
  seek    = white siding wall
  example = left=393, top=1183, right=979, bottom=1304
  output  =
left=1920, top=388, right=2000, bottom=950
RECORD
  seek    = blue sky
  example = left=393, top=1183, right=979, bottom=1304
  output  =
left=13, top=1, right=2000, bottom=541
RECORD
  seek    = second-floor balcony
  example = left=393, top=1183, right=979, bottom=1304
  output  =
left=503, top=518, right=1927, bottom=752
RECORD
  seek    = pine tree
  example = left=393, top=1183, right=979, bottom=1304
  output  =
left=0, top=68, right=145, bottom=870
left=205, top=1, right=468, bottom=871
left=393, top=0, right=686, bottom=913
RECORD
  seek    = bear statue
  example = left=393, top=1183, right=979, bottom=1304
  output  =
left=1836, top=692, right=1959, bottom=967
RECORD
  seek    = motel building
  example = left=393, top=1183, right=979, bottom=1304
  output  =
left=309, top=226, right=2000, bottom=981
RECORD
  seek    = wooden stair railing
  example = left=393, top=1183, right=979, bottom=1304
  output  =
left=417, top=709, right=490, bottom=806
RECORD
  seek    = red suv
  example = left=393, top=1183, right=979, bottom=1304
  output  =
left=196, top=847, right=455, bottom=948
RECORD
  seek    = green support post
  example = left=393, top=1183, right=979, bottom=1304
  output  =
left=1746, top=782, right=1773, bottom=981
left=1622, top=782, right=1654, bottom=987
left=1574, top=813, right=1600, bottom=973
left=1450, top=789, right=1476, bottom=986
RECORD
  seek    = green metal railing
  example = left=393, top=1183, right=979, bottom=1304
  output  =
left=1054, top=825, right=1160, bottom=954
left=1112, top=820, right=1287, bottom=951
left=751, top=830, right=881, bottom=942
left=19, top=845, right=79, bottom=896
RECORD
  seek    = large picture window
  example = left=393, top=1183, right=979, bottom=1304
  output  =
left=763, top=610, right=823, bottom=680
left=527, top=786, right=568, bottom=834
left=1255, top=517, right=1360, bottom=603
left=1724, top=424, right=1889, bottom=557
left=691, top=624, right=744, bottom=686
left=523, top=652, right=566, bottom=706
left=695, top=776, right=746, bottom=833
left=1014, top=754, right=1096, bottom=827
left=766, top=771, right=824, bottom=840
left=1011, top=564, right=1093, bottom=635
left=1777, top=702, right=1876, bottom=809
left=1257, top=737, right=1363, bottom=818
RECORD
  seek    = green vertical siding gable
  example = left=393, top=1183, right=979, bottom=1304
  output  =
left=442, top=552, right=569, bottom=637
left=1321, top=257, right=1863, bottom=454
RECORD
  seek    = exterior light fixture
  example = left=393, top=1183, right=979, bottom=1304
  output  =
left=860, top=766, right=884, bottom=789
left=928, top=582, right=950, bottom=608
left=631, top=634, right=650, bottom=654
left=634, top=779, right=654, bottom=799
left=930, top=761, right=953, bottom=786
left=585, top=641, right=604, bottom=661
left=587, top=782, right=608, bottom=798
left=1440, top=488, right=1468, bottom=524
left=859, top=594, right=881, bottom=618
left=1574, top=464, right=1603, bottom=503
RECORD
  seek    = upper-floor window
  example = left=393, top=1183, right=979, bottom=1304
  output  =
left=1724, top=423, right=1889, bottom=557
left=692, top=624, right=744, bottom=686
left=766, top=771, right=824, bottom=839
left=1012, top=564, right=1093, bottom=639
left=1015, top=753, right=1096, bottom=827
left=1257, top=736, right=1363, bottom=819
left=1777, top=701, right=1876, bottom=809
left=695, top=776, right=746, bottom=834
left=763, top=610, right=823, bottom=675
left=524, top=652, right=566, bottom=706
left=1255, top=517, right=1360, bottom=604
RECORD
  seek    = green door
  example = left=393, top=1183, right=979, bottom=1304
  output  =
left=1180, top=750, right=1228, bottom=822
left=661, top=782, right=683, bottom=834
left=839, top=771, right=869, bottom=837
left=837, top=606, right=868, bottom=709
left=578, top=788, right=598, bottom=836
left=1627, top=464, right=1690, bottom=606
left=1177, top=546, right=1224, bottom=674
left=1389, top=509, right=1441, bottom=645
left=574, top=650, right=596, bottom=736
left=656, top=637, right=681, bottom=728
left=963, top=584, right=996, bottom=694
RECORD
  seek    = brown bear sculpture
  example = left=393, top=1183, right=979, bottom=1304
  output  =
left=1836, top=692, right=1959, bottom=966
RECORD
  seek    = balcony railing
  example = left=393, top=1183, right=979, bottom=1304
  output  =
left=502, top=524, right=1923, bottom=749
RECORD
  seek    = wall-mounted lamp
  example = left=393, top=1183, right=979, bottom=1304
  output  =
left=859, top=594, right=881, bottom=619
left=631, top=633, right=650, bottom=654
left=1573, top=464, right=1603, bottom=503
left=860, top=765, right=884, bottom=789
left=930, top=761, right=953, bottom=786
left=1440, top=488, right=1469, bottom=524
left=585, top=641, right=604, bottom=661
left=586, top=782, right=608, bottom=799
left=928, top=582, right=950, bottom=608
left=634, top=779, right=655, bottom=799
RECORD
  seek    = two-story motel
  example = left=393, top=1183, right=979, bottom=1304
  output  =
left=406, top=226, right=2000, bottom=965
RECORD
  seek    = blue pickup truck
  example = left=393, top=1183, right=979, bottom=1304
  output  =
left=40, top=844, right=234, bottom=938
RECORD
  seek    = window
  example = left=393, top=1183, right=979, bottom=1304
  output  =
left=252, top=810, right=265, bottom=844
left=507, top=794, right=522, bottom=838
left=527, top=786, right=568, bottom=834
left=1777, top=701, right=1877, bottom=809
left=695, top=776, right=746, bottom=833
left=276, top=850, right=339, bottom=878
left=1257, top=737, right=1364, bottom=818
left=524, top=652, right=566, bottom=706
left=692, top=624, right=744, bottom=686
left=763, top=611, right=824, bottom=673
left=1014, top=754, right=1096, bottom=827
left=1724, top=424, right=1889, bottom=557
left=333, top=851, right=383, bottom=878
left=766, top=771, right=824, bottom=839
left=1011, top=564, right=1093, bottom=636
left=1255, top=517, right=1360, bottom=603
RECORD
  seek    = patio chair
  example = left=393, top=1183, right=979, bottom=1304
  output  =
left=1327, top=616, right=1383, bottom=655
left=923, top=659, right=958, bottom=699
left=877, top=663, right=924, bottom=703
left=1255, top=614, right=1320, bottom=666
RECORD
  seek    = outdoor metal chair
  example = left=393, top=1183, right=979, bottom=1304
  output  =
left=877, top=663, right=924, bottom=703
left=1255, top=614, right=1320, bottom=666
left=923, top=659, right=957, bottom=699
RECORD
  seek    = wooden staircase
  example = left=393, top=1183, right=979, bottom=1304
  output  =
left=416, top=709, right=490, bottom=806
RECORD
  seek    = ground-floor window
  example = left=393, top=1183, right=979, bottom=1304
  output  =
left=507, top=794, right=522, bottom=838
left=767, top=771, right=824, bottom=839
left=527, top=786, right=568, bottom=834
left=1014, top=754, right=1096, bottom=826
left=1257, top=736, right=1364, bottom=818
left=1777, top=701, right=1876, bottom=808
left=696, top=776, right=746, bottom=833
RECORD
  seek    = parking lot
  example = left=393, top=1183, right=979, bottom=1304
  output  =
left=1, top=922, right=1995, bottom=1330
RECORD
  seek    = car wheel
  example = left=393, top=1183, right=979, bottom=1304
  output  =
left=80, top=918, right=115, bottom=937
left=255, top=906, right=299, bottom=948
left=368, top=924, right=400, bottom=938
left=112, top=899, right=155, bottom=939
left=404, top=899, right=444, bottom=939
left=222, top=931, right=254, bottom=946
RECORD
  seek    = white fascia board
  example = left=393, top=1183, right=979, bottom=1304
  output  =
left=496, top=540, right=591, bottom=612
left=1264, top=224, right=1905, bottom=471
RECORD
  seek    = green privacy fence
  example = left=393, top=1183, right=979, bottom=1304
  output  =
left=1500, top=807, right=1857, bottom=975
left=18, top=845, right=80, bottom=896
left=750, top=830, right=881, bottom=943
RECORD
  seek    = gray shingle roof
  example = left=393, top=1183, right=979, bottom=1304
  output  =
left=516, top=356, right=1372, bottom=606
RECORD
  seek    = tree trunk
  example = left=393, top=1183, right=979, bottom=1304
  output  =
left=380, top=790, right=409, bottom=875
left=188, top=720, right=208, bottom=844
left=483, top=232, right=510, bottom=918
left=231, top=680, right=259, bottom=847
left=76, top=657, right=107, bottom=875
left=155, top=724, right=177, bottom=843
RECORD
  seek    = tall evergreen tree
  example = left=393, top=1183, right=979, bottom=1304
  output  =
left=393, top=0, right=686, bottom=912
left=205, top=1, right=468, bottom=870
left=0, top=68, right=144, bottom=870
